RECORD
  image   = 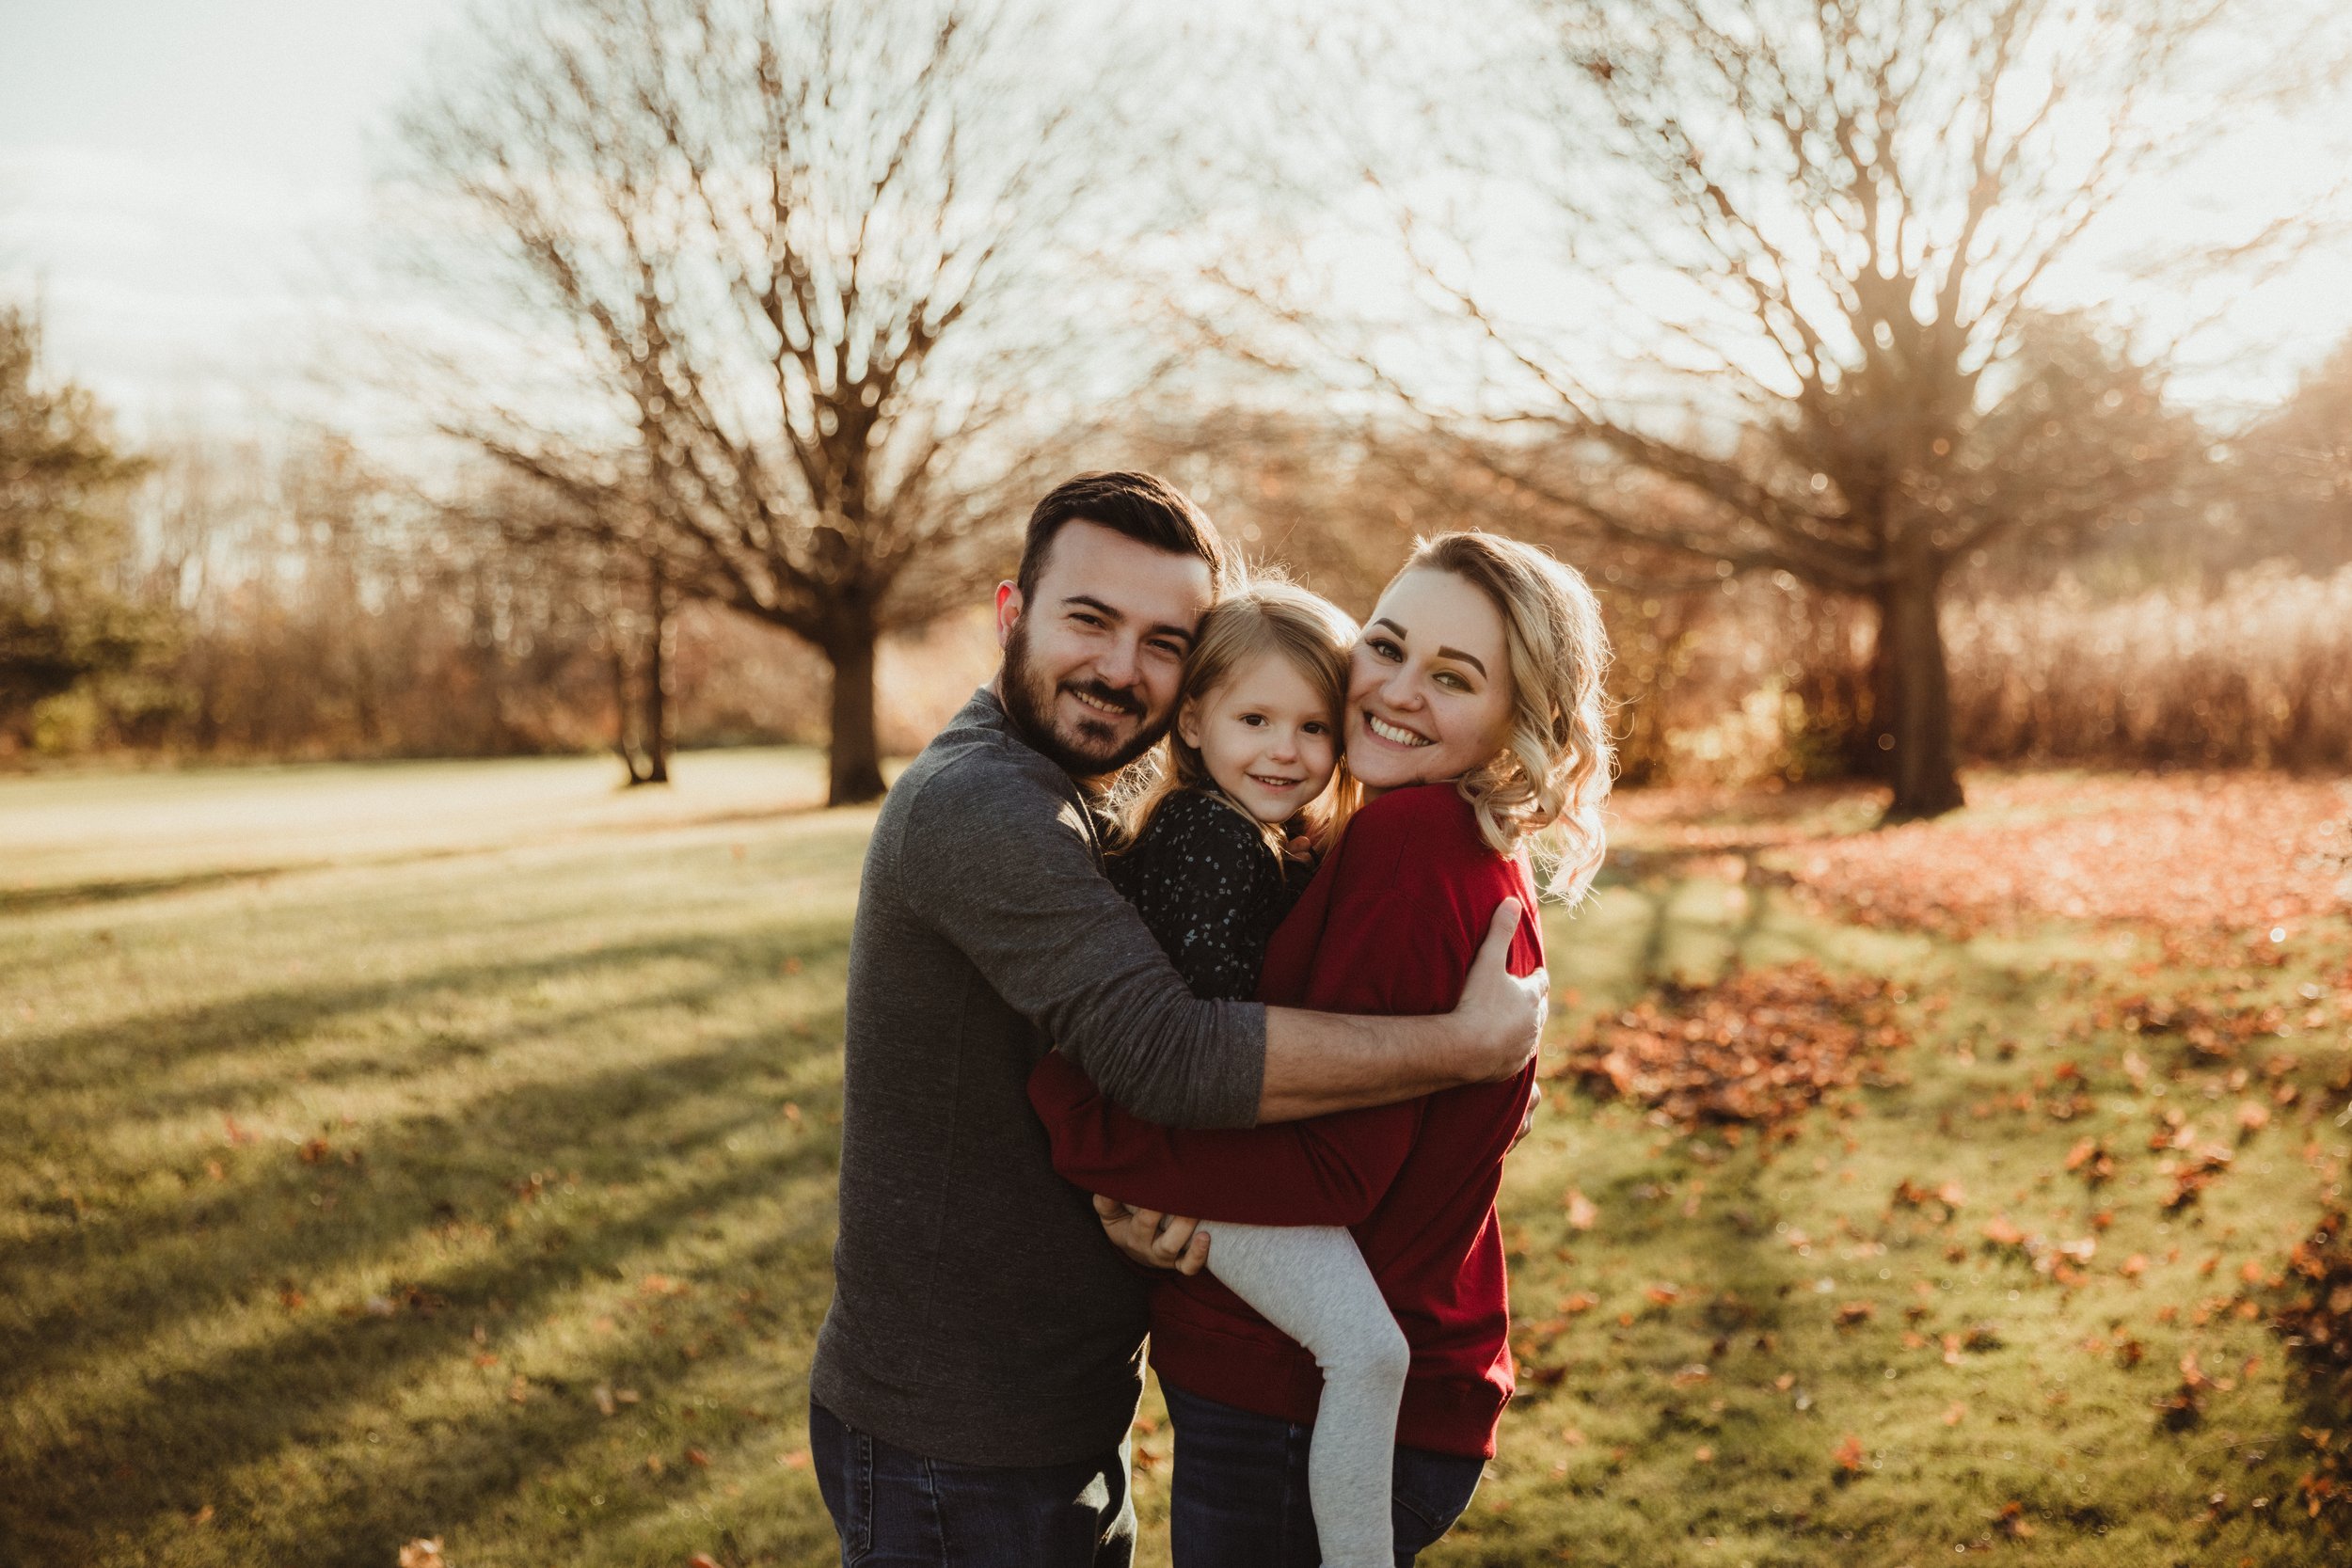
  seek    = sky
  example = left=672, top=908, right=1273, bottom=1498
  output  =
left=0, top=0, right=466, bottom=435
left=5, top=0, right=2352, bottom=445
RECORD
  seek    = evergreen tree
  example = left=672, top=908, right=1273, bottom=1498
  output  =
left=0, top=306, right=150, bottom=729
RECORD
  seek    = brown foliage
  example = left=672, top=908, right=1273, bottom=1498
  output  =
left=1558, top=961, right=1910, bottom=1132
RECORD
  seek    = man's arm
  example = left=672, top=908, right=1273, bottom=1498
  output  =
left=909, top=756, right=1540, bottom=1128
left=1256, top=898, right=1545, bottom=1122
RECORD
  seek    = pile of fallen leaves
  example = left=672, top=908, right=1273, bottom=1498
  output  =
left=2268, top=1201, right=2352, bottom=1528
left=1776, top=774, right=2352, bottom=938
left=1558, top=961, right=1910, bottom=1132
left=1614, top=773, right=2352, bottom=939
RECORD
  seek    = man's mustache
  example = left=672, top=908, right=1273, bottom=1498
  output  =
left=1060, top=679, right=1143, bottom=719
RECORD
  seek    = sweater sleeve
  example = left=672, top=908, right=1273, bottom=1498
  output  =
left=901, top=754, right=1266, bottom=1130
left=1028, top=800, right=1492, bottom=1226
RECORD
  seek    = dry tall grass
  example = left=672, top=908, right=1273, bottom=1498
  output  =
left=1948, top=564, right=2352, bottom=770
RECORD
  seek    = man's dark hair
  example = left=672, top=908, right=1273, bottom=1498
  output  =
left=1015, top=471, right=1230, bottom=600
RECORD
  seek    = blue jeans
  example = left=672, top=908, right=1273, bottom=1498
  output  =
left=1162, top=1379, right=1486, bottom=1567
left=809, top=1399, right=1136, bottom=1567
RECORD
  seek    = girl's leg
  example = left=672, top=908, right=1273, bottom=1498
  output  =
left=1200, top=1222, right=1410, bottom=1568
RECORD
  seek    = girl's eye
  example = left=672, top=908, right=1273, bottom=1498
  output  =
left=1303, top=721, right=1329, bottom=736
left=1238, top=713, right=1265, bottom=726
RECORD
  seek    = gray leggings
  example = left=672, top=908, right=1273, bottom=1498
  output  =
left=1197, top=1221, right=1410, bottom=1568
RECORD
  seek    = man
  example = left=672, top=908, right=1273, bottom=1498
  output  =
left=809, top=471, right=1545, bottom=1564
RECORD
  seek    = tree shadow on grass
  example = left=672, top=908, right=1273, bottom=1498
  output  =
left=0, top=992, right=845, bottom=1434
left=0, top=1053, right=846, bottom=1565
left=0, top=921, right=849, bottom=1123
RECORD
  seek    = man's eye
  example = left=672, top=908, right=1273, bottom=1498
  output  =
left=1072, top=612, right=1104, bottom=628
left=1147, top=641, right=1184, bottom=659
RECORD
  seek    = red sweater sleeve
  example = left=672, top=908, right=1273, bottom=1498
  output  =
left=1027, top=792, right=1501, bottom=1227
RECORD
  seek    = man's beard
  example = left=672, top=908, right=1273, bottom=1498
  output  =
left=1000, top=619, right=1165, bottom=780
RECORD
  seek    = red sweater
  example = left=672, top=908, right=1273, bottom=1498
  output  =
left=1026, top=784, right=1542, bottom=1459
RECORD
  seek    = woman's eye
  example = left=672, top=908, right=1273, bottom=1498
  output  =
left=1436, top=671, right=1470, bottom=691
left=1368, top=638, right=1402, bottom=660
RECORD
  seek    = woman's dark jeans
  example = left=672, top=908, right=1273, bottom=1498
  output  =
left=1161, top=1380, right=1485, bottom=1567
left=809, top=1399, right=1136, bottom=1567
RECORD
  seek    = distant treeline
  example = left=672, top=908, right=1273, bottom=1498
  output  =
left=8, top=344, right=2352, bottom=785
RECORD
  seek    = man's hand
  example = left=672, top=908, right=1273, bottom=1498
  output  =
left=1092, top=1194, right=1210, bottom=1275
left=1452, top=898, right=1547, bottom=1083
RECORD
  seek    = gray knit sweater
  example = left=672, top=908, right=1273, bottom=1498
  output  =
left=809, top=689, right=1269, bottom=1466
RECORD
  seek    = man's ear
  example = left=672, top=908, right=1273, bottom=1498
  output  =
left=1175, top=696, right=1203, bottom=751
left=993, top=581, right=1022, bottom=649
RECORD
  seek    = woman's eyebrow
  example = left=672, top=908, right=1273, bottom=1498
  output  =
left=1437, top=645, right=1487, bottom=677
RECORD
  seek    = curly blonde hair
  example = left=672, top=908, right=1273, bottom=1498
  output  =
left=1120, top=578, right=1361, bottom=861
left=1393, top=532, right=1614, bottom=901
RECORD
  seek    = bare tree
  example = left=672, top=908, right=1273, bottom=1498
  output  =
left=1246, top=0, right=2344, bottom=817
left=394, top=0, right=1136, bottom=802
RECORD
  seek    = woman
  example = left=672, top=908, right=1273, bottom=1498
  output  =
left=1030, top=532, right=1613, bottom=1565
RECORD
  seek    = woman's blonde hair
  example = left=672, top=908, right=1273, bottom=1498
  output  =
left=1394, top=532, right=1614, bottom=901
left=1121, top=578, right=1361, bottom=859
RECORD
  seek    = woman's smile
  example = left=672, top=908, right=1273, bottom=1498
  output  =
left=1362, top=712, right=1433, bottom=748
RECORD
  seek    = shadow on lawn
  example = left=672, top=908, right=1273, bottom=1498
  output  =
left=0, top=922, right=848, bottom=1116
left=0, top=1019, right=845, bottom=1564
left=0, top=795, right=842, bottom=921
left=0, top=969, right=844, bottom=1394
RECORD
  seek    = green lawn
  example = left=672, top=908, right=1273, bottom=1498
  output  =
left=5, top=756, right=2348, bottom=1566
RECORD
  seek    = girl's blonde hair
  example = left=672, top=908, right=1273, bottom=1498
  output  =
left=1395, top=532, right=1614, bottom=901
left=1122, top=578, right=1361, bottom=859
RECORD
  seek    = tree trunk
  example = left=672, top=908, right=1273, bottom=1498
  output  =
left=639, top=557, right=672, bottom=785
left=823, top=615, right=886, bottom=806
left=1875, top=561, right=1965, bottom=822
left=609, top=637, right=648, bottom=784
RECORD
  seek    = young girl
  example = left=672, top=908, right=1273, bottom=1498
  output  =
left=1036, top=579, right=1413, bottom=1568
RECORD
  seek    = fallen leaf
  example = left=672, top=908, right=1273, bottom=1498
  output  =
left=1565, top=1189, right=1599, bottom=1230
left=1833, top=1433, right=1866, bottom=1473
left=398, top=1542, right=445, bottom=1568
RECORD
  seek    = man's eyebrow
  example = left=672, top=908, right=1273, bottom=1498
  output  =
left=1066, top=594, right=1195, bottom=646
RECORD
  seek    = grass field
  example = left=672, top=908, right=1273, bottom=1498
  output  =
left=6, top=754, right=2350, bottom=1566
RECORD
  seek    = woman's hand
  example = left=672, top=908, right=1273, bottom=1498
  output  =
left=1091, top=1194, right=1211, bottom=1275
left=1451, top=898, right=1548, bottom=1083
